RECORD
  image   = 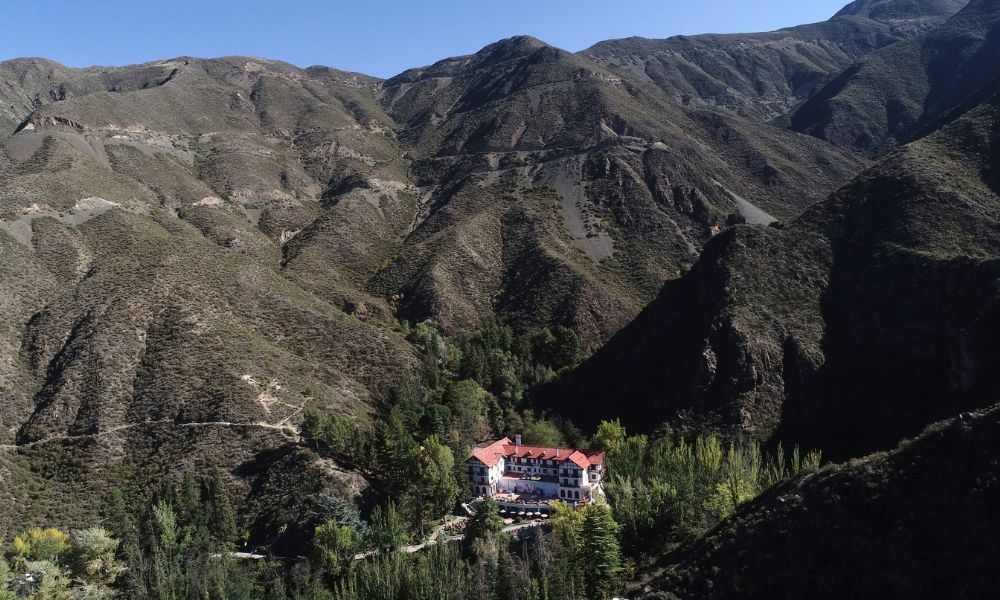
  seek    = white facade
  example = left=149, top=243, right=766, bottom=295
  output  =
left=468, top=435, right=605, bottom=508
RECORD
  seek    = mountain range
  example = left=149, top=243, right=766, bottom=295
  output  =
left=1, top=0, right=998, bottom=589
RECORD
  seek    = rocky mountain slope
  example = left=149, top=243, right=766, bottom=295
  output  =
left=583, top=0, right=967, bottom=121
left=791, top=0, right=1000, bottom=156
left=0, top=0, right=985, bottom=547
left=365, top=36, right=863, bottom=342
left=0, top=40, right=863, bottom=540
left=546, top=78, right=1000, bottom=461
left=0, top=56, right=417, bottom=542
left=641, top=405, right=1000, bottom=600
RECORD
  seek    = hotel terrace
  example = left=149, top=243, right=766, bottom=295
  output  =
left=467, top=435, right=605, bottom=516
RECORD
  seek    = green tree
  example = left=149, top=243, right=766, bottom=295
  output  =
left=150, top=500, right=185, bottom=600
left=421, top=403, right=452, bottom=437
left=178, top=471, right=201, bottom=525
left=533, top=325, right=582, bottom=371
left=301, top=409, right=332, bottom=452
left=522, top=418, right=564, bottom=448
left=444, top=379, right=491, bottom=447
left=103, top=487, right=139, bottom=555
left=593, top=419, right=627, bottom=453
left=464, top=498, right=505, bottom=552
left=411, top=436, right=460, bottom=533
left=365, top=414, right=419, bottom=495
left=0, top=556, right=17, bottom=600
left=579, top=505, right=622, bottom=600
left=20, top=560, right=69, bottom=600
left=548, top=501, right=586, bottom=599
left=368, top=502, right=406, bottom=555
left=310, top=495, right=370, bottom=540
left=312, top=519, right=362, bottom=582
left=206, top=470, right=239, bottom=549
left=69, top=528, right=124, bottom=586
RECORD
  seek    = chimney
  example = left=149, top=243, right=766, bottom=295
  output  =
left=515, top=434, right=521, bottom=451
left=556, top=448, right=560, bottom=458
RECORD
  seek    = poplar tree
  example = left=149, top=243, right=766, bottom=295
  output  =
left=207, top=470, right=239, bottom=549
left=580, top=505, right=622, bottom=600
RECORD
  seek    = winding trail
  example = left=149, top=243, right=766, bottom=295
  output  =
left=352, top=519, right=545, bottom=561
left=213, top=519, right=546, bottom=563
left=0, top=420, right=299, bottom=452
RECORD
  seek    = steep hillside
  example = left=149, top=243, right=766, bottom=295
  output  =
left=791, top=0, right=1000, bottom=156
left=583, top=0, right=967, bottom=121
left=547, top=83, right=1000, bottom=460
left=0, top=56, right=419, bottom=543
left=5, top=0, right=967, bottom=547
left=0, top=41, right=864, bottom=542
left=368, top=37, right=864, bottom=343
left=641, top=405, right=1000, bottom=600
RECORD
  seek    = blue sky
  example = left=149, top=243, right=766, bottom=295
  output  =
left=2, top=0, right=850, bottom=78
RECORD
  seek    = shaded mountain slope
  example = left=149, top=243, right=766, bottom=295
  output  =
left=546, top=83, right=1000, bottom=460
left=642, top=405, right=1000, bottom=600
left=791, top=0, right=1000, bottom=156
left=583, top=0, right=967, bottom=121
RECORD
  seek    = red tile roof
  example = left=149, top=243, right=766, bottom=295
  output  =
left=470, top=437, right=511, bottom=468
left=564, top=451, right=590, bottom=469
left=469, top=438, right=604, bottom=469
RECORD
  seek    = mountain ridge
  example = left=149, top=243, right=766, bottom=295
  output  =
left=791, top=0, right=1000, bottom=156
left=0, top=0, right=992, bottom=556
left=582, top=0, right=968, bottom=121
left=545, top=80, right=1000, bottom=460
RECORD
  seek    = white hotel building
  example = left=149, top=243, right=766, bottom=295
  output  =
left=467, top=435, right=605, bottom=515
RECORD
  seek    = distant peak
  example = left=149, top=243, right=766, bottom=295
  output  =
left=834, top=0, right=969, bottom=23
left=477, top=35, right=549, bottom=59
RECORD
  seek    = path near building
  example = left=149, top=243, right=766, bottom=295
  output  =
left=213, top=519, right=547, bottom=563
left=352, top=518, right=545, bottom=561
